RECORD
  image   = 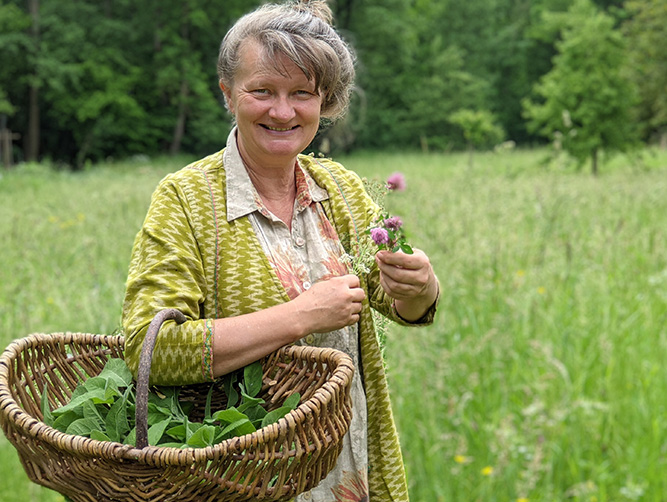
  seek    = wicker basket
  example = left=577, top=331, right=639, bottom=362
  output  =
left=0, top=310, right=354, bottom=501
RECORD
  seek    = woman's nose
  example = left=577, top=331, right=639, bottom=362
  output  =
left=269, top=95, right=296, bottom=122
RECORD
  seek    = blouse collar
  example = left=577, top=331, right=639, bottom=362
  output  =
left=223, top=127, right=329, bottom=222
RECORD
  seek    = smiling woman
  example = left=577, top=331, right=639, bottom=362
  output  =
left=121, top=1, right=439, bottom=502
left=220, top=40, right=323, bottom=177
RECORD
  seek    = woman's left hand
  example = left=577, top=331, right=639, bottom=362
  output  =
left=375, top=248, right=438, bottom=321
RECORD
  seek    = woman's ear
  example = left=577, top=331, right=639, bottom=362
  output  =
left=219, top=81, right=235, bottom=114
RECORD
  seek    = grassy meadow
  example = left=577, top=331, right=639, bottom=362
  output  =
left=1, top=147, right=666, bottom=502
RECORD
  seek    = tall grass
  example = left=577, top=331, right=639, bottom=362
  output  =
left=1, top=148, right=666, bottom=501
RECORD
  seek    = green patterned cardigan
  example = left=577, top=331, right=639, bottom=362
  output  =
left=123, top=149, right=435, bottom=501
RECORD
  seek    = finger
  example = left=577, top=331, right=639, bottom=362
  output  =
left=376, top=249, right=426, bottom=270
left=342, top=273, right=361, bottom=287
left=378, top=260, right=422, bottom=286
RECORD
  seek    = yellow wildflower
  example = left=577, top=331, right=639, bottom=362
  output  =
left=481, top=466, right=494, bottom=476
left=454, top=455, right=471, bottom=464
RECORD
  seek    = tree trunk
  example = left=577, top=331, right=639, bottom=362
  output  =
left=591, top=147, right=598, bottom=176
left=26, top=0, right=40, bottom=162
left=170, top=7, right=189, bottom=155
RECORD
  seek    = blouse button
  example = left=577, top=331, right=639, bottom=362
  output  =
left=302, top=281, right=312, bottom=290
left=294, top=236, right=305, bottom=247
left=305, top=334, right=315, bottom=344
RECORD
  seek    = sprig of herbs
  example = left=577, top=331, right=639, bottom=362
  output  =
left=340, top=173, right=414, bottom=361
left=366, top=173, right=413, bottom=255
left=42, top=358, right=300, bottom=448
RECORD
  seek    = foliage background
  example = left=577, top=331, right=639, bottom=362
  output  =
left=0, top=0, right=665, bottom=168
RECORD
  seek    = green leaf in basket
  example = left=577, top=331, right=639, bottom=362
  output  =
left=52, top=388, right=110, bottom=416
left=83, top=376, right=121, bottom=403
left=165, top=424, right=187, bottom=441
left=124, top=426, right=136, bottom=446
left=81, top=400, right=105, bottom=429
left=222, top=372, right=239, bottom=408
left=148, top=392, right=176, bottom=418
left=148, top=418, right=172, bottom=446
left=204, top=384, right=214, bottom=421
left=283, top=392, right=300, bottom=410
left=167, top=420, right=204, bottom=442
left=152, top=386, right=184, bottom=418
left=186, top=424, right=217, bottom=448
left=52, top=410, right=82, bottom=433
left=105, top=390, right=131, bottom=443
left=147, top=403, right=171, bottom=426
left=244, top=404, right=268, bottom=428
left=90, top=430, right=113, bottom=442
left=243, top=361, right=263, bottom=398
left=98, top=358, right=133, bottom=388
left=219, top=417, right=255, bottom=438
left=66, top=417, right=103, bottom=437
left=212, top=407, right=246, bottom=425
left=237, top=393, right=265, bottom=413
left=212, top=408, right=256, bottom=436
left=258, top=393, right=300, bottom=429
left=260, top=406, right=293, bottom=429
left=41, top=384, right=53, bottom=426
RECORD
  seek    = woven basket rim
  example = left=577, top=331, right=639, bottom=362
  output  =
left=0, top=332, right=355, bottom=467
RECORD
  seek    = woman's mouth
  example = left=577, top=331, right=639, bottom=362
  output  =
left=262, top=124, right=298, bottom=132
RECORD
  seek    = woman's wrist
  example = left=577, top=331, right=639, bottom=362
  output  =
left=393, top=275, right=439, bottom=322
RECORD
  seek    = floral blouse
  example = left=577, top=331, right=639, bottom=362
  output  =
left=224, top=129, right=369, bottom=502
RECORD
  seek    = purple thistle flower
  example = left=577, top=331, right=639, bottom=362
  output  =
left=383, top=216, right=403, bottom=231
left=370, top=227, right=390, bottom=245
left=386, top=172, right=406, bottom=191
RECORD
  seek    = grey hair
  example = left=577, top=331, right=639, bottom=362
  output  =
left=217, top=0, right=356, bottom=121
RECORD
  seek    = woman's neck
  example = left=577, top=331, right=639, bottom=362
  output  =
left=240, top=153, right=297, bottom=227
left=246, top=162, right=296, bottom=204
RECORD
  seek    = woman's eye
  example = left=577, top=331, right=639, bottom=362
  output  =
left=251, top=89, right=270, bottom=96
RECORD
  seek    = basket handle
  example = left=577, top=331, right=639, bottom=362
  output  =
left=135, top=308, right=187, bottom=450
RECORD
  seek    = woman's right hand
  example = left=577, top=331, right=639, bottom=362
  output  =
left=212, top=274, right=365, bottom=376
left=293, top=274, right=365, bottom=334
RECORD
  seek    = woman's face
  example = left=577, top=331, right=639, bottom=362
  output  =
left=222, top=40, right=323, bottom=170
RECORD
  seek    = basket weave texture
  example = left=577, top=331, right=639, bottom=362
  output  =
left=0, top=332, right=354, bottom=502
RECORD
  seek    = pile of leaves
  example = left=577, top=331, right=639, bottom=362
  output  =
left=41, top=358, right=300, bottom=448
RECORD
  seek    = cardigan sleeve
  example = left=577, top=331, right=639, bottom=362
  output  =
left=122, top=175, right=215, bottom=385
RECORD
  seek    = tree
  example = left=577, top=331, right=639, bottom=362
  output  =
left=622, top=0, right=667, bottom=145
left=348, top=0, right=492, bottom=151
left=449, top=109, right=505, bottom=167
left=0, top=4, right=31, bottom=117
left=522, top=0, right=639, bottom=174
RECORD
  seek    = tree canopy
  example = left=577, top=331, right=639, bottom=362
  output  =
left=0, top=0, right=662, bottom=168
left=522, top=0, right=639, bottom=174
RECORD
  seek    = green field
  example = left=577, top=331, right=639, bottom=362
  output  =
left=1, top=148, right=666, bottom=501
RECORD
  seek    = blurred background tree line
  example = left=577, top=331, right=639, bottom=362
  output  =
left=0, top=0, right=664, bottom=169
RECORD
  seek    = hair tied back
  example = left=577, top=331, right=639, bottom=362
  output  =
left=291, top=0, right=334, bottom=25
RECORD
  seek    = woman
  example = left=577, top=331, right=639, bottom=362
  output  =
left=122, top=1, right=439, bottom=501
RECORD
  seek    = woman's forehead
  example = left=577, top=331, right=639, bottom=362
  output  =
left=237, top=40, right=314, bottom=85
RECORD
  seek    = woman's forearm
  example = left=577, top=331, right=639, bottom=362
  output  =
left=212, top=301, right=306, bottom=377
left=212, top=274, right=366, bottom=376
